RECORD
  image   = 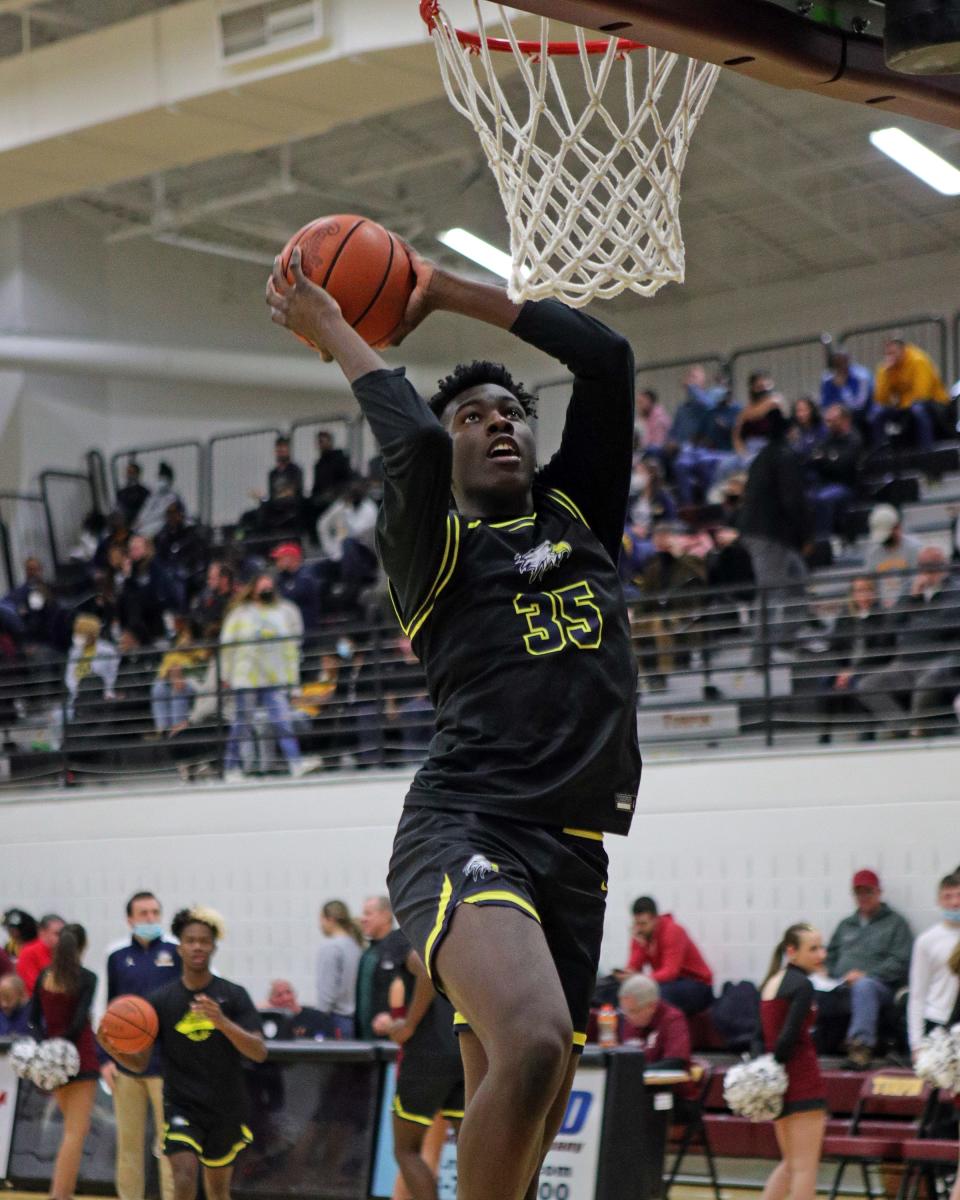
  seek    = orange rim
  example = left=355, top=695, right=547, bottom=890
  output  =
left=419, top=0, right=645, bottom=56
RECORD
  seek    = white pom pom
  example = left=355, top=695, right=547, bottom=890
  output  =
left=915, top=1026, right=960, bottom=1092
left=9, top=1038, right=39, bottom=1080
left=724, top=1054, right=789, bottom=1122
left=29, top=1038, right=81, bottom=1091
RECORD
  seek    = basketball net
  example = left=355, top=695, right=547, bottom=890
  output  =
left=422, top=2, right=720, bottom=307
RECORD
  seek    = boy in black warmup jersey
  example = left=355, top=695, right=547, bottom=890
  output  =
left=97, top=908, right=266, bottom=1200
left=267, top=248, right=641, bottom=1200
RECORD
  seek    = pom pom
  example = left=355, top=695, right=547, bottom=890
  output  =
left=724, top=1054, right=788, bottom=1122
left=915, top=1025, right=960, bottom=1092
left=9, top=1037, right=38, bottom=1080
left=29, top=1038, right=80, bottom=1091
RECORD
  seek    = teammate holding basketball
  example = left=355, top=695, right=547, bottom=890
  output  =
left=267, top=246, right=640, bottom=1200
left=97, top=907, right=266, bottom=1200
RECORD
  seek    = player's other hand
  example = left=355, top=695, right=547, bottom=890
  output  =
left=191, top=993, right=226, bottom=1029
left=100, top=1061, right=118, bottom=1088
left=376, top=243, right=437, bottom=348
left=389, top=1019, right=413, bottom=1046
left=371, top=1011, right=394, bottom=1037
left=265, top=247, right=342, bottom=361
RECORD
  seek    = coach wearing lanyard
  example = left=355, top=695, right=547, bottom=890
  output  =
left=101, top=892, right=179, bottom=1200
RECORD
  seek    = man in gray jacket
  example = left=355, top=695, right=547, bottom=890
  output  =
left=823, top=869, right=913, bottom=1067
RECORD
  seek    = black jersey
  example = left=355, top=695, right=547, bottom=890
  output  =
left=352, top=299, right=640, bottom=835
left=149, top=977, right=262, bottom=1119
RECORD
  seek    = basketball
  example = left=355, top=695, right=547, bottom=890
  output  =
left=279, top=215, right=415, bottom=348
left=100, top=995, right=159, bottom=1055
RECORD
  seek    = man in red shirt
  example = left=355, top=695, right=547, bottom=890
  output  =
left=16, top=913, right=64, bottom=995
left=619, top=896, right=714, bottom=1015
left=618, top=975, right=698, bottom=1110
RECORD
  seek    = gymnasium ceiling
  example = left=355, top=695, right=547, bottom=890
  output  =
left=5, top=0, right=960, bottom=316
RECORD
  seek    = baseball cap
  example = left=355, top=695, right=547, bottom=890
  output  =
left=868, top=504, right=899, bottom=544
left=270, top=542, right=303, bottom=563
left=852, top=869, right=880, bottom=890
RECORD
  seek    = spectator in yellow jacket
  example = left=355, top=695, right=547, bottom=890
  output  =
left=872, top=338, right=950, bottom=452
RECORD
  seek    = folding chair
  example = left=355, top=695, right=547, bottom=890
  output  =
left=664, top=1059, right=722, bottom=1200
left=897, top=1090, right=959, bottom=1200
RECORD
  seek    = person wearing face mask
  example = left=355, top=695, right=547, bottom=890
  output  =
left=65, top=614, right=119, bottom=718
left=219, top=574, right=316, bottom=781
left=908, top=872, right=960, bottom=1058
left=102, top=892, right=179, bottom=1200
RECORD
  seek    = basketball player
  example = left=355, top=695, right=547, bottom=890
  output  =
left=97, top=907, right=266, bottom=1200
left=266, top=247, right=640, bottom=1200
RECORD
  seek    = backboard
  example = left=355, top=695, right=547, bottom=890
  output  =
left=506, top=1, right=960, bottom=129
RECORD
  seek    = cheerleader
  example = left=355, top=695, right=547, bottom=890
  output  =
left=759, top=923, right=827, bottom=1200
left=30, top=922, right=98, bottom=1200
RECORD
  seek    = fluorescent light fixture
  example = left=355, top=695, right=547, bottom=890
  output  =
left=438, top=227, right=518, bottom=279
left=869, top=127, right=960, bottom=196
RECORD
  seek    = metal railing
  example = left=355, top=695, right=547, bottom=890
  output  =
left=728, top=333, right=833, bottom=408
left=207, top=426, right=284, bottom=528
left=110, top=441, right=205, bottom=522
left=0, top=492, right=54, bottom=582
left=840, top=315, right=949, bottom=382
left=39, top=470, right=94, bottom=568
left=1, top=566, right=957, bottom=792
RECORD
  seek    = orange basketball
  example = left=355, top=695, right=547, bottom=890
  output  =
left=279, top=215, right=415, bottom=348
left=100, top=995, right=159, bottom=1055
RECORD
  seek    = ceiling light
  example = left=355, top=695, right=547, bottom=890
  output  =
left=869, top=127, right=960, bottom=195
left=438, top=228, right=518, bottom=279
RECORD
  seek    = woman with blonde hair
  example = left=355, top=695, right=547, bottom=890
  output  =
left=759, top=923, right=827, bottom=1200
left=316, top=900, right=363, bottom=1039
left=31, top=923, right=99, bottom=1200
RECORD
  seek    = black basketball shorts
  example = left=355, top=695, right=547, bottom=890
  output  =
left=163, top=1108, right=253, bottom=1168
left=387, top=805, right=608, bottom=1050
left=393, top=1053, right=465, bottom=1126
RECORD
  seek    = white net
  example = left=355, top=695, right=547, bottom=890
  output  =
left=425, top=2, right=720, bottom=307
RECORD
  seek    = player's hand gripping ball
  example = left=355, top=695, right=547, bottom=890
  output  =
left=99, top=995, right=159, bottom=1056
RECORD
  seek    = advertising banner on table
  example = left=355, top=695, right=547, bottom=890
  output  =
left=0, top=1052, right=18, bottom=1180
left=371, top=1061, right=606, bottom=1200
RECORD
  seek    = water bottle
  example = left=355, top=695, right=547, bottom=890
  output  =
left=597, top=1004, right=619, bottom=1047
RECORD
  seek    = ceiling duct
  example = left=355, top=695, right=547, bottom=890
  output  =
left=216, top=0, right=326, bottom=65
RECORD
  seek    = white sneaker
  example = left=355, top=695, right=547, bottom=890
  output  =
left=290, top=756, right=321, bottom=779
left=223, top=768, right=245, bottom=784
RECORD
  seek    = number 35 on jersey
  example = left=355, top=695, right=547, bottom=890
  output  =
left=513, top=580, right=604, bottom=656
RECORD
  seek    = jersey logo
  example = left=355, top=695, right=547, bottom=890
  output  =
left=463, top=855, right=498, bottom=882
left=174, top=1010, right=216, bottom=1042
left=155, top=951, right=175, bottom=968
left=514, top=540, right=572, bottom=582
left=615, top=792, right=636, bottom=813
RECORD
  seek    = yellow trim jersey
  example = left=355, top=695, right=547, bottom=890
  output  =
left=352, top=299, right=641, bottom=835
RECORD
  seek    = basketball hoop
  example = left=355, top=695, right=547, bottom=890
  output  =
left=420, top=1, right=720, bottom=308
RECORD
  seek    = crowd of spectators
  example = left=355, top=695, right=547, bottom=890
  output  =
left=0, top=334, right=959, bottom=785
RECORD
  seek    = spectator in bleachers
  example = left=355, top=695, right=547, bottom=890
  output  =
left=3, top=909, right=37, bottom=966
left=246, top=436, right=305, bottom=537
left=864, top=504, right=923, bottom=609
left=189, top=561, right=235, bottom=635
left=0, top=972, right=30, bottom=1034
left=684, top=363, right=728, bottom=409
left=634, top=522, right=706, bottom=689
left=907, top=872, right=960, bottom=1056
left=134, top=462, right=183, bottom=539
left=309, top=429, right=352, bottom=529
left=316, top=478, right=379, bottom=610
left=788, top=397, right=826, bottom=459
left=857, top=546, right=960, bottom=734
left=118, top=535, right=182, bottom=646
left=673, top=380, right=742, bottom=505
left=69, top=511, right=105, bottom=565
left=66, top=614, right=119, bottom=718
left=872, top=338, right=949, bottom=452
left=739, top=400, right=814, bottom=653
left=731, top=372, right=781, bottom=461
left=220, top=573, right=309, bottom=781
left=271, top=542, right=321, bottom=631
left=635, top=388, right=671, bottom=452
left=113, top=627, right=161, bottom=736
left=16, top=912, right=64, bottom=995
left=818, top=576, right=895, bottom=743
left=4, top=556, right=71, bottom=661
left=622, top=459, right=677, bottom=586
left=805, top=403, right=862, bottom=540
left=316, top=900, right=364, bottom=1039
left=700, top=386, right=741, bottom=452
left=818, top=869, right=913, bottom=1067
left=150, top=618, right=208, bottom=736
left=821, top=351, right=874, bottom=435
left=378, top=636, right=433, bottom=764
left=153, top=500, right=206, bottom=598
left=116, top=461, right=150, bottom=527
left=619, top=896, right=714, bottom=1015
left=94, top=511, right=131, bottom=571
left=76, top=569, right=119, bottom=642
